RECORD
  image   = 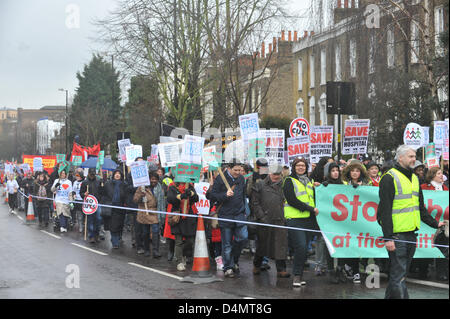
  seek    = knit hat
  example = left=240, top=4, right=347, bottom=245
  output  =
left=365, top=161, right=380, bottom=170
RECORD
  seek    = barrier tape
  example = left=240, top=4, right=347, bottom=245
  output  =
left=17, top=189, right=449, bottom=249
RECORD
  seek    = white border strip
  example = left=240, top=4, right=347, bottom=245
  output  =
left=71, top=243, right=108, bottom=256
left=40, top=230, right=61, bottom=239
left=128, top=262, right=183, bottom=280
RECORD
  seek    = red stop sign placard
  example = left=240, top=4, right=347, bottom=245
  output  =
left=82, top=195, right=98, bottom=215
left=289, top=118, right=310, bottom=138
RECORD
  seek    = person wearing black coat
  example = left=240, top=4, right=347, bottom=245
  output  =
left=34, top=172, right=52, bottom=227
left=80, top=168, right=104, bottom=243
left=167, top=182, right=199, bottom=271
left=101, top=169, right=127, bottom=249
left=20, top=171, right=35, bottom=217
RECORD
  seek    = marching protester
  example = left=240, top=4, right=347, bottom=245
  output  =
left=209, top=162, right=248, bottom=278
left=20, top=171, right=35, bottom=217
left=413, top=161, right=426, bottom=185
left=6, top=173, right=19, bottom=214
left=51, top=168, right=74, bottom=233
left=377, top=145, right=444, bottom=299
left=101, top=169, right=127, bottom=249
left=167, top=181, right=199, bottom=271
left=250, top=164, right=290, bottom=278
left=420, top=166, right=449, bottom=282
left=366, top=161, right=381, bottom=187
left=72, top=169, right=85, bottom=233
left=34, top=172, right=52, bottom=227
left=282, top=157, right=318, bottom=287
left=80, top=168, right=103, bottom=242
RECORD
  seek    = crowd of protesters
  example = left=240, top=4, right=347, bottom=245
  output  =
left=1, top=147, right=448, bottom=290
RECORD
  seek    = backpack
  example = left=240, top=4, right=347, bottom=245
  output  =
left=38, top=184, right=47, bottom=200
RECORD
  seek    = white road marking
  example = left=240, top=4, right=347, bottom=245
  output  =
left=40, top=230, right=61, bottom=239
left=71, top=243, right=108, bottom=256
left=17, top=215, right=23, bottom=221
left=128, top=262, right=183, bottom=280
left=405, top=277, right=449, bottom=289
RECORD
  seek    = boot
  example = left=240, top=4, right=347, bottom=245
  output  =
left=152, top=231, right=161, bottom=258
left=168, top=239, right=175, bottom=261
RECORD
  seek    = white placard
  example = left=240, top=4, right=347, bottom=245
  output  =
left=125, top=145, right=143, bottom=166
left=310, top=126, right=334, bottom=163
left=117, top=138, right=131, bottom=162
left=403, top=122, right=423, bottom=150
left=421, top=126, right=430, bottom=147
left=239, top=113, right=259, bottom=140
left=434, top=121, right=449, bottom=146
left=33, top=157, right=43, bottom=172
left=130, top=161, right=150, bottom=187
left=158, top=140, right=184, bottom=167
left=181, top=135, right=205, bottom=165
left=194, top=182, right=210, bottom=215
left=342, top=119, right=370, bottom=155
left=287, top=136, right=310, bottom=165
left=259, top=129, right=285, bottom=165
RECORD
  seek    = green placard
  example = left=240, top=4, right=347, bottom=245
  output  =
left=98, top=150, right=105, bottom=165
left=248, top=137, right=266, bottom=160
left=56, top=154, right=66, bottom=163
left=208, top=152, right=223, bottom=171
left=173, top=162, right=202, bottom=183
left=72, top=155, right=82, bottom=166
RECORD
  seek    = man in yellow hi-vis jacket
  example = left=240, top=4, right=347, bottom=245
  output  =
left=378, top=145, right=444, bottom=299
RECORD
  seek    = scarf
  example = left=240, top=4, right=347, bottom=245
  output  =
left=112, top=180, right=121, bottom=204
left=295, top=173, right=310, bottom=187
left=431, top=180, right=444, bottom=191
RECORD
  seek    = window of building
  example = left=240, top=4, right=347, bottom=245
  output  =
left=296, top=97, right=304, bottom=117
left=310, top=54, right=315, bottom=88
left=387, top=29, right=395, bottom=68
left=319, top=93, right=327, bottom=125
left=298, top=59, right=303, bottom=91
left=309, top=96, right=316, bottom=125
left=335, top=44, right=341, bottom=81
left=320, top=49, right=326, bottom=85
left=435, top=6, right=444, bottom=56
left=411, top=19, right=419, bottom=64
left=349, top=38, right=357, bottom=78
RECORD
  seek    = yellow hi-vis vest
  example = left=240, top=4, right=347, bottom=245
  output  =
left=162, top=177, right=173, bottom=187
left=283, top=177, right=315, bottom=219
left=384, top=168, right=421, bottom=233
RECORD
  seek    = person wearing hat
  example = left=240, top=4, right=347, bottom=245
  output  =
left=342, top=159, right=371, bottom=187
left=51, top=168, right=74, bottom=233
left=282, top=157, right=318, bottom=287
left=366, top=161, right=381, bottom=187
left=72, top=169, right=85, bottom=233
left=412, top=160, right=426, bottom=185
left=80, top=168, right=104, bottom=242
left=250, top=163, right=290, bottom=278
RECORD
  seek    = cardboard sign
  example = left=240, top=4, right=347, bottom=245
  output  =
left=98, top=150, right=105, bottom=165
left=248, top=137, right=266, bottom=161
left=56, top=154, right=66, bottom=163
left=33, top=157, right=43, bottom=172
left=181, top=135, right=205, bottom=165
left=403, top=122, right=423, bottom=150
left=287, top=136, right=310, bottom=165
left=194, top=182, right=211, bottom=215
left=434, top=121, right=449, bottom=146
left=158, top=141, right=184, bottom=167
left=173, top=162, right=202, bottom=183
left=82, top=195, right=98, bottom=215
left=130, top=160, right=150, bottom=187
left=289, top=117, right=310, bottom=138
left=71, top=155, right=82, bottom=166
left=260, top=129, right=285, bottom=165
left=22, top=155, right=57, bottom=174
left=310, top=126, right=333, bottom=164
left=125, top=145, right=143, bottom=166
left=239, top=113, right=259, bottom=140
left=421, top=127, right=430, bottom=147
left=117, top=138, right=131, bottom=162
left=342, top=119, right=370, bottom=155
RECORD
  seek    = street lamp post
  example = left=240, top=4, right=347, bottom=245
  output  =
left=58, top=88, right=68, bottom=155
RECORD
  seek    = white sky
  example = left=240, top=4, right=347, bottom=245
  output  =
left=0, top=0, right=311, bottom=109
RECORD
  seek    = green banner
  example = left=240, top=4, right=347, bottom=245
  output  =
left=98, top=150, right=105, bottom=165
left=315, top=184, right=447, bottom=258
left=173, top=162, right=202, bottom=183
left=71, top=155, right=82, bottom=166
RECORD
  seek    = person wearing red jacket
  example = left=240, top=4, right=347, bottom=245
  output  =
left=421, top=167, right=449, bottom=191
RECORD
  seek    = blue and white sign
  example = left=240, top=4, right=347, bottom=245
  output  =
left=33, top=157, right=43, bottom=172
left=130, top=160, right=150, bottom=187
left=125, top=145, right=143, bottom=166
left=181, top=135, right=205, bottom=165
left=239, top=113, right=259, bottom=140
left=434, top=121, right=449, bottom=146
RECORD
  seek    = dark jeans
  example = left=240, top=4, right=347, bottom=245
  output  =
left=286, top=218, right=313, bottom=277
left=220, top=224, right=248, bottom=271
left=36, top=206, right=49, bottom=225
left=385, top=232, right=417, bottom=299
left=136, top=223, right=159, bottom=252
left=8, top=193, right=17, bottom=210
left=87, top=210, right=101, bottom=239
left=175, top=235, right=194, bottom=263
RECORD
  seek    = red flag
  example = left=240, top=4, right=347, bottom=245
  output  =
left=70, top=142, right=101, bottom=162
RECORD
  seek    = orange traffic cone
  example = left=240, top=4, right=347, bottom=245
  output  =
left=26, top=195, right=35, bottom=221
left=5, top=192, right=8, bottom=204
left=181, top=215, right=223, bottom=284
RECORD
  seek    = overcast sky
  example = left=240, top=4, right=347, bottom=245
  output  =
left=0, top=0, right=310, bottom=110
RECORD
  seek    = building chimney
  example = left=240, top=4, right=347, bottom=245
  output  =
left=344, top=0, right=348, bottom=8
left=281, top=30, right=285, bottom=41
left=294, top=31, right=298, bottom=41
left=268, top=43, right=272, bottom=54
left=273, top=37, right=277, bottom=53
left=261, top=41, right=265, bottom=58
left=288, top=31, right=292, bottom=41
left=351, top=0, right=356, bottom=8
left=337, top=0, right=341, bottom=8
left=310, top=31, right=315, bottom=36
left=303, top=30, right=308, bottom=38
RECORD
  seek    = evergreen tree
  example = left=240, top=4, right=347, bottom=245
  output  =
left=70, top=54, right=121, bottom=147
